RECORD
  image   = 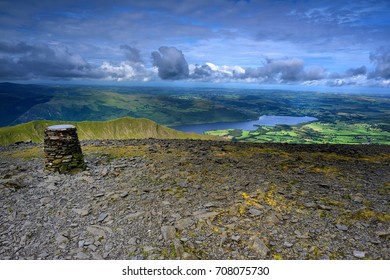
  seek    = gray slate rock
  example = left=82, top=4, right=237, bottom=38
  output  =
left=353, top=250, right=365, bottom=259
left=249, top=237, right=269, bottom=258
left=72, top=207, right=90, bottom=217
left=98, top=213, right=109, bottom=222
left=161, top=226, right=176, bottom=241
left=336, top=224, right=348, bottom=231
left=76, top=251, right=89, bottom=260
left=175, top=218, right=194, bottom=230
left=248, top=208, right=262, bottom=216
left=86, top=226, right=107, bottom=239
left=125, top=211, right=145, bottom=220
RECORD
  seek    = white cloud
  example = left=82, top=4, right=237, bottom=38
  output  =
left=1, top=41, right=389, bottom=88
left=100, top=62, right=137, bottom=81
left=189, top=63, right=246, bottom=81
left=99, top=61, right=153, bottom=82
left=205, top=62, right=218, bottom=71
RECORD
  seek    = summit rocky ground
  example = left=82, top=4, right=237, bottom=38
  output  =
left=0, top=139, right=389, bottom=260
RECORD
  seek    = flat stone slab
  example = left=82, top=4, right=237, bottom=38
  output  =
left=47, top=124, right=75, bottom=130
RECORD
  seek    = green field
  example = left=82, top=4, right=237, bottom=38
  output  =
left=205, top=122, right=390, bottom=144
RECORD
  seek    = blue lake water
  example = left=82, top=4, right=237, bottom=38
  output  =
left=171, top=115, right=318, bottom=134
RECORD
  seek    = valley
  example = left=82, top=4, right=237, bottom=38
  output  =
left=0, top=83, right=389, bottom=145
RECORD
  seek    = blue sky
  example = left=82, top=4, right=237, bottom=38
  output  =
left=0, top=0, right=389, bottom=89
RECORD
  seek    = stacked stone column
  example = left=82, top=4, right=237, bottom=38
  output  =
left=44, top=124, right=86, bottom=173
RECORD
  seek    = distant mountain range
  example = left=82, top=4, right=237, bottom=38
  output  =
left=0, top=82, right=255, bottom=127
left=0, top=117, right=218, bottom=146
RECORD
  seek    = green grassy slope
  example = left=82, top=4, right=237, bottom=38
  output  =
left=8, top=88, right=254, bottom=126
left=0, top=117, right=219, bottom=146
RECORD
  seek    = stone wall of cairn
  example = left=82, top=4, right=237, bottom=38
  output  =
left=44, top=125, right=86, bottom=173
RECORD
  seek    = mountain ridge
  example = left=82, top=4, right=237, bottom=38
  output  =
left=0, top=117, right=219, bottom=146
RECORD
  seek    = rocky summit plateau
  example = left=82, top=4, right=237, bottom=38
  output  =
left=0, top=139, right=389, bottom=260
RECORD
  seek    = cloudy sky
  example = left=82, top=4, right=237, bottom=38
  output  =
left=0, top=0, right=389, bottom=89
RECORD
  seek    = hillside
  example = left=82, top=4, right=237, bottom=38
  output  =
left=1, top=83, right=389, bottom=145
left=0, top=83, right=254, bottom=127
left=0, top=139, right=389, bottom=260
left=0, top=117, right=218, bottom=146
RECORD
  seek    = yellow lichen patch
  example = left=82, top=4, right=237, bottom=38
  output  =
left=342, top=208, right=390, bottom=223
left=302, top=151, right=390, bottom=163
left=273, top=254, right=283, bottom=260
left=378, top=182, right=390, bottom=196
left=319, top=197, right=344, bottom=207
left=351, top=209, right=376, bottom=220
left=264, top=195, right=278, bottom=208
left=268, top=149, right=291, bottom=159
left=310, top=166, right=339, bottom=175
left=241, top=191, right=265, bottom=208
left=238, top=204, right=247, bottom=216
left=307, top=246, right=324, bottom=259
left=358, top=154, right=390, bottom=163
left=241, top=186, right=289, bottom=212
left=221, top=145, right=238, bottom=152
left=302, top=152, right=353, bottom=162
left=234, top=146, right=282, bottom=160
left=277, top=151, right=293, bottom=159
left=378, top=213, right=390, bottom=223
left=246, top=200, right=263, bottom=208
left=161, top=187, right=187, bottom=198
left=241, top=192, right=251, bottom=200
left=264, top=186, right=279, bottom=208
left=263, top=185, right=297, bottom=213
left=212, top=151, right=231, bottom=158
left=83, top=145, right=146, bottom=158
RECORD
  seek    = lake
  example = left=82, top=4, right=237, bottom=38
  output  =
left=171, top=115, right=318, bottom=134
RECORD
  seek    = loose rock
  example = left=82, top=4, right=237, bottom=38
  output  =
left=353, top=250, right=366, bottom=259
left=249, top=237, right=269, bottom=258
left=161, top=226, right=176, bottom=241
left=0, top=139, right=389, bottom=260
left=175, top=218, right=194, bottom=230
left=98, top=213, right=109, bottom=223
left=336, top=224, right=348, bottom=231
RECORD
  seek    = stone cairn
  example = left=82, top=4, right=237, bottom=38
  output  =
left=44, top=124, right=86, bottom=173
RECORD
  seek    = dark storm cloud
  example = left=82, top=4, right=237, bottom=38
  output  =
left=345, top=66, right=367, bottom=77
left=236, top=58, right=307, bottom=83
left=0, top=41, right=101, bottom=79
left=190, top=63, right=235, bottom=81
left=190, top=64, right=213, bottom=79
left=120, top=45, right=143, bottom=63
left=151, top=46, right=189, bottom=80
left=369, top=47, right=390, bottom=79
left=0, top=41, right=34, bottom=53
left=302, top=66, right=327, bottom=81
left=262, top=58, right=305, bottom=82
left=188, top=57, right=329, bottom=84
